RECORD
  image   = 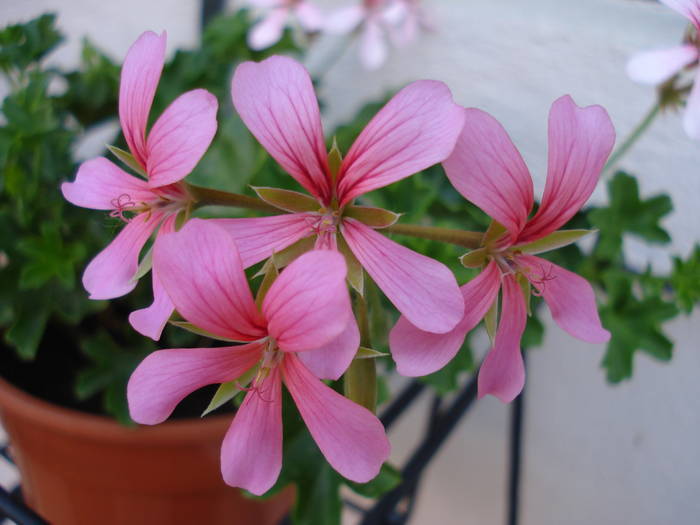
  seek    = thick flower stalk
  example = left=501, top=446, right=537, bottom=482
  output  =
left=214, top=55, right=465, bottom=335
left=247, top=0, right=324, bottom=50
left=390, top=96, right=615, bottom=402
left=127, top=219, right=390, bottom=495
left=61, top=31, right=218, bottom=340
left=627, top=0, right=700, bottom=138
left=325, top=0, right=428, bottom=69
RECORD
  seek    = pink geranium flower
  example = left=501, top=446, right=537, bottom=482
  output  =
left=61, top=31, right=218, bottom=340
left=390, top=96, right=615, bottom=402
left=216, top=55, right=465, bottom=335
left=127, top=219, right=389, bottom=495
left=626, top=0, right=700, bottom=138
left=247, top=0, right=324, bottom=50
left=325, top=0, right=429, bottom=69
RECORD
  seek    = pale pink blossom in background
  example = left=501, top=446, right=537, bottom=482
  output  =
left=247, top=0, right=324, bottom=50
left=325, top=0, right=430, bottom=69
left=626, top=0, right=700, bottom=138
left=61, top=31, right=218, bottom=341
left=127, top=219, right=389, bottom=495
left=217, top=55, right=465, bottom=335
left=390, top=96, right=615, bottom=402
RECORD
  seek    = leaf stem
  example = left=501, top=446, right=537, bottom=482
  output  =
left=603, top=101, right=661, bottom=178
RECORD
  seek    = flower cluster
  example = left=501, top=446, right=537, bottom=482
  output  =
left=247, top=0, right=431, bottom=69
left=62, top=31, right=614, bottom=492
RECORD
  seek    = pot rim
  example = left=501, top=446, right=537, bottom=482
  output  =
left=0, top=375, right=233, bottom=444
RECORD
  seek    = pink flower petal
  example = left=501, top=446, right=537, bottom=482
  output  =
left=342, top=218, right=464, bottom=333
left=263, top=250, right=351, bottom=352
left=282, top=354, right=390, bottom=482
left=324, top=5, right=365, bottom=33
left=145, top=89, right=218, bottom=187
left=295, top=1, right=324, bottom=31
left=297, top=313, right=360, bottom=380
left=128, top=214, right=178, bottom=341
left=518, top=255, right=610, bottom=344
left=231, top=56, right=331, bottom=203
left=61, top=157, right=154, bottom=211
left=390, top=261, right=501, bottom=376
left=626, top=45, right=698, bottom=85
left=477, top=275, right=526, bottom=403
left=660, top=0, right=700, bottom=28
left=119, top=31, right=166, bottom=168
left=220, top=366, right=283, bottom=495
left=211, top=213, right=314, bottom=268
left=519, top=95, right=615, bottom=243
left=127, top=342, right=264, bottom=425
left=82, top=211, right=162, bottom=300
left=337, top=80, right=464, bottom=205
left=442, top=108, right=533, bottom=242
left=154, top=219, right=267, bottom=341
left=248, top=8, right=289, bottom=50
left=683, top=69, right=700, bottom=139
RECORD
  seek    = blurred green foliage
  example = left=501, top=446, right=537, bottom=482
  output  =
left=1, top=11, right=699, bottom=525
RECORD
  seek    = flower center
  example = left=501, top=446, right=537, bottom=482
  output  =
left=108, top=183, right=190, bottom=223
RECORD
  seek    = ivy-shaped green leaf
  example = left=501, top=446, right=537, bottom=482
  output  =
left=671, top=245, right=700, bottom=314
left=599, top=270, right=678, bottom=383
left=588, top=172, right=672, bottom=260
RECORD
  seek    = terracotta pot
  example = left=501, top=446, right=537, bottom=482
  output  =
left=0, top=377, right=292, bottom=525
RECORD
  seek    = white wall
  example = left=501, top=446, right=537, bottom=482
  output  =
left=1, top=1, right=698, bottom=524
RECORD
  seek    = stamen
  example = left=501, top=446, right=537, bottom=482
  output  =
left=109, top=193, right=136, bottom=223
left=525, top=261, right=556, bottom=296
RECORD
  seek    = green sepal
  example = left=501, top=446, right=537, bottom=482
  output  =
left=483, top=220, right=507, bottom=246
left=484, top=294, right=499, bottom=344
left=132, top=245, right=153, bottom=282
left=201, top=366, right=258, bottom=417
left=254, top=236, right=316, bottom=277
left=337, top=234, right=364, bottom=295
left=515, top=229, right=595, bottom=255
left=460, top=247, right=488, bottom=268
left=343, top=205, right=400, bottom=229
left=327, top=137, right=343, bottom=182
left=252, top=186, right=319, bottom=213
left=256, top=260, right=279, bottom=309
left=107, top=144, right=147, bottom=178
left=168, top=319, right=240, bottom=342
left=356, top=346, right=388, bottom=359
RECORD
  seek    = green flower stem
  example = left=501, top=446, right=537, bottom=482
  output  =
left=187, top=184, right=279, bottom=212
left=385, top=223, right=483, bottom=249
left=603, top=102, right=661, bottom=178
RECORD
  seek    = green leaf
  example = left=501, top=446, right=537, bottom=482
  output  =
left=347, top=463, right=401, bottom=498
left=588, top=172, right=672, bottom=260
left=337, top=235, right=364, bottom=295
left=516, top=229, right=595, bottom=255
left=599, top=270, right=678, bottom=382
left=0, top=14, right=63, bottom=71
left=671, top=245, right=700, bottom=314
left=17, top=223, right=85, bottom=289
left=4, top=305, right=50, bottom=360
left=460, top=247, right=488, bottom=268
